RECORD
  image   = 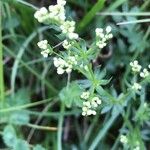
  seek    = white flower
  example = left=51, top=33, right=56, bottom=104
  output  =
left=92, top=97, right=102, bottom=105
left=92, top=110, right=96, bottom=115
left=34, top=7, right=48, bottom=22
left=40, top=7, right=48, bottom=14
left=53, top=57, right=66, bottom=68
left=37, top=40, right=48, bottom=49
left=96, top=41, right=106, bottom=49
left=106, top=26, right=112, bottom=33
left=132, top=83, right=142, bottom=91
left=82, top=106, right=87, bottom=111
left=81, top=91, right=90, bottom=99
left=66, top=67, right=72, bottom=73
left=68, top=32, right=79, bottom=40
left=62, top=40, right=71, bottom=49
left=60, top=21, right=75, bottom=33
left=120, top=135, right=128, bottom=144
left=148, top=64, right=150, bottom=69
left=57, top=0, right=66, bottom=6
left=130, top=60, right=142, bottom=72
left=140, top=68, right=149, bottom=78
left=108, top=33, right=113, bottom=39
left=133, top=146, right=140, bottom=150
left=57, top=67, right=65, bottom=74
left=144, top=102, right=147, bottom=108
left=83, top=101, right=91, bottom=108
left=60, top=21, right=78, bottom=39
left=95, top=28, right=103, bottom=36
left=53, top=56, right=77, bottom=75
left=82, top=111, right=86, bottom=116
left=41, top=49, right=49, bottom=58
left=95, top=26, right=113, bottom=49
left=68, top=56, right=77, bottom=65
left=87, top=109, right=93, bottom=115
left=91, top=101, right=98, bottom=108
left=48, top=4, right=66, bottom=22
left=84, top=65, right=88, bottom=71
left=82, top=96, right=100, bottom=116
left=95, top=26, right=113, bottom=48
left=82, top=108, right=96, bottom=116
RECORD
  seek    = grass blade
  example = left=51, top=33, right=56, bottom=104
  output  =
left=0, top=2, right=5, bottom=103
left=117, top=18, right=150, bottom=25
left=11, top=26, right=49, bottom=95
left=89, top=112, right=119, bottom=150
left=97, top=12, right=150, bottom=16
left=77, top=0, right=105, bottom=32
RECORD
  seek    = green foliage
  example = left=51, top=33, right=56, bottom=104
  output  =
left=1, top=0, right=150, bottom=150
left=59, top=82, right=82, bottom=108
left=9, top=110, right=29, bottom=125
left=13, top=139, right=30, bottom=150
left=2, top=125, right=17, bottom=147
left=33, top=145, right=46, bottom=150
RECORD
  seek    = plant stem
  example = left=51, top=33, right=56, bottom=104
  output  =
left=57, top=103, right=65, bottom=150
left=0, top=98, right=53, bottom=113
left=88, top=112, right=120, bottom=150
left=0, top=2, right=5, bottom=103
left=27, top=123, right=57, bottom=131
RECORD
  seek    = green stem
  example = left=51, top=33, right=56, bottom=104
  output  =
left=0, top=2, right=5, bottom=103
left=0, top=98, right=53, bottom=113
left=88, top=112, right=120, bottom=150
left=57, top=103, right=65, bottom=150
left=26, top=123, right=57, bottom=131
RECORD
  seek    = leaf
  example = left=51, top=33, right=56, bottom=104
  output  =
left=2, top=125, right=17, bottom=147
left=13, top=139, right=30, bottom=150
left=33, top=145, right=46, bottom=150
left=100, top=79, right=111, bottom=85
left=101, top=105, right=112, bottom=114
left=9, top=110, right=30, bottom=125
left=79, top=39, right=87, bottom=51
left=2, top=16, right=20, bottom=30
left=77, top=79, right=91, bottom=88
left=8, top=88, right=30, bottom=106
left=59, top=82, right=82, bottom=107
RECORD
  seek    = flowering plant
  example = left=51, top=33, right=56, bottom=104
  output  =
left=34, top=0, right=113, bottom=116
left=1, top=0, right=150, bottom=150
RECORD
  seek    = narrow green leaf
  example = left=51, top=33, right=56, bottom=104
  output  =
left=77, top=0, right=105, bottom=32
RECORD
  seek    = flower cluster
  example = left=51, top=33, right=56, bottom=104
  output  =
left=132, top=83, right=142, bottom=91
left=37, top=40, right=51, bottom=57
left=48, top=4, right=65, bottom=22
left=60, top=21, right=78, bottom=40
left=130, top=60, right=142, bottom=73
left=129, top=61, right=150, bottom=92
left=81, top=91, right=102, bottom=116
left=34, top=0, right=66, bottom=23
left=62, top=40, right=72, bottom=49
left=140, top=68, right=149, bottom=78
left=80, top=91, right=90, bottom=99
left=95, top=26, right=113, bottom=49
left=120, top=135, right=128, bottom=144
left=34, top=7, right=48, bottom=23
left=53, top=56, right=77, bottom=74
left=34, top=0, right=78, bottom=40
